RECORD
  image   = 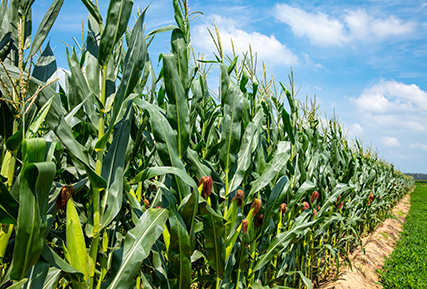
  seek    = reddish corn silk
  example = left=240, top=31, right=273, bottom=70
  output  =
left=242, top=219, right=249, bottom=234
left=280, top=203, right=287, bottom=215
left=311, top=191, right=319, bottom=203
left=255, top=213, right=264, bottom=227
left=317, top=205, right=321, bottom=211
left=336, top=196, right=341, bottom=204
left=156, top=206, right=162, bottom=209
left=57, top=185, right=75, bottom=212
left=199, top=176, right=213, bottom=199
left=338, top=201, right=343, bottom=210
left=367, top=201, right=371, bottom=206
left=313, top=209, right=317, bottom=216
left=143, top=199, right=150, bottom=208
left=232, top=189, right=244, bottom=207
left=369, top=193, right=374, bottom=202
left=251, top=199, right=262, bottom=216
left=303, top=202, right=309, bottom=210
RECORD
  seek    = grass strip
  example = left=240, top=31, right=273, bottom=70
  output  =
left=379, top=183, right=427, bottom=288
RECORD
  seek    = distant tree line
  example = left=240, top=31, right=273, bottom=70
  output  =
left=405, top=173, right=427, bottom=180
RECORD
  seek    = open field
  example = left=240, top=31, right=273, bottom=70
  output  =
left=379, top=184, right=427, bottom=289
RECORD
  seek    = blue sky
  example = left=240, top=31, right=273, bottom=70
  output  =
left=31, top=0, right=427, bottom=173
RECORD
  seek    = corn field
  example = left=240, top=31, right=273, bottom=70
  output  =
left=0, top=0, right=414, bottom=288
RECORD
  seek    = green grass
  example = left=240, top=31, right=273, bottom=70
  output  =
left=379, top=184, right=427, bottom=288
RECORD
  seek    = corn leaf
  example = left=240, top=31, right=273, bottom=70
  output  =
left=129, top=166, right=197, bottom=190
left=246, top=152, right=290, bottom=203
left=133, top=99, right=190, bottom=200
left=98, top=0, right=133, bottom=67
left=163, top=52, right=190, bottom=159
left=22, top=259, right=50, bottom=289
left=96, top=9, right=146, bottom=149
left=168, top=207, right=192, bottom=289
left=80, top=0, right=103, bottom=24
left=102, top=209, right=168, bottom=289
left=100, top=102, right=133, bottom=230
left=253, top=218, right=317, bottom=272
left=219, top=63, right=244, bottom=197
left=11, top=139, right=56, bottom=281
left=66, top=198, right=89, bottom=284
left=0, top=180, right=18, bottom=224
left=29, top=0, right=64, bottom=57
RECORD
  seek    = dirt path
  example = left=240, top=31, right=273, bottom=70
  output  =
left=317, top=186, right=414, bottom=289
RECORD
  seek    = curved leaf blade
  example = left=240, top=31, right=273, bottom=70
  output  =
left=98, top=0, right=133, bottom=67
left=103, top=209, right=168, bottom=289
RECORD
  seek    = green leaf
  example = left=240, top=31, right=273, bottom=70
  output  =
left=247, top=152, right=290, bottom=203
left=253, top=218, right=317, bottom=272
left=0, top=180, right=18, bottom=224
left=129, top=166, right=197, bottom=189
left=228, top=122, right=258, bottom=193
left=261, top=176, right=289, bottom=231
left=41, top=243, right=84, bottom=278
left=179, top=187, right=199, bottom=250
left=66, top=198, right=89, bottom=284
left=29, top=0, right=64, bottom=57
left=66, top=49, right=99, bottom=131
left=18, top=0, right=34, bottom=17
left=133, top=99, right=190, bottom=201
left=172, top=0, right=186, bottom=37
left=26, top=96, right=54, bottom=138
left=41, top=267, right=62, bottom=289
left=168, top=208, right=191, bottom=289
left=5, top=128, right=22, bottom=152
left=11, top=139, right=56, bottom=281
left=96, top=9, right=146, bottom=149
left=219, top=63, right=244, bottom=197
left=98, top=0, right=133, bottom=67
left=100, top=102, right=133, bottom=230
left=163, top=53, right=190, bottom=159
left=0, top=32, right=11, bottom=61
left=317, top=183, right=351, bottom=217
left=102, top=209, right=168, bottom=289
left=203, top=207, right=225, bottom=280
left=0, top=63, right=106, bottom=190
left=22, top=259, right=50, bottom=289
left=285, top=271, right=313, bottom=289
left=81, top=0, right=103, bottom=24
left=85, top=14, right=101, bottom=96
left=32, top=42, right=57, bottom=86
left=8, top=278, right=29, bottom=289
left=288, top=181, right=316, bottom=212
left=171, top=28, right=189, bottom=91
left=147, top=25, right=178, bottom=37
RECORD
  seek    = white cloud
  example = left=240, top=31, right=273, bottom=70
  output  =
left=351, top=80, right=427, bottom=113
left=274, top=4, right=416, bottom=46
left=409, top=143, right=427, bottom=150
left=349, top=80, right=427, bottom=132
left=192, top=15, right=299, bottom=66
left=380, top=136, right=401, bottom=147
left=346, top=122, right=364, bottom=139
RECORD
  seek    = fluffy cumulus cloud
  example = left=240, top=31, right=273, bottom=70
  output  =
left=380, top=136, right=401, bottom=147
left=274, top=4, right=416, bottom=46
left=349, top=80, right=427, bottom=132
left=192, top=15, right=299, bottom=66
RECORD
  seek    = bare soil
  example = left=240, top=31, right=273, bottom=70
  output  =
left=316, top=186, right=415, bottom=289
